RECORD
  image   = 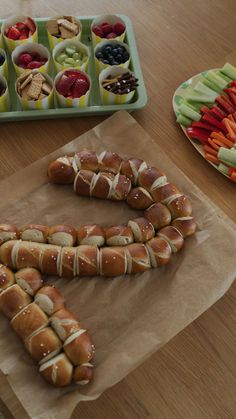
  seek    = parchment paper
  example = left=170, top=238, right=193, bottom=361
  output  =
left=0, top=111, right=235, bottom=419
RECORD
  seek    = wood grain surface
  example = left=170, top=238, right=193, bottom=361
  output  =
left=0, top=1, right=235, bottom=418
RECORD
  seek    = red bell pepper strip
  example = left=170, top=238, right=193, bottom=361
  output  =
left=228, top=167, right=236, bottom=176
left=202, top=113, right=227, bottom=133
left=210, top=105, right=227, bottom=120
left=186, top=127, right=209, bottom=143
left=215, top=96, right=235, bottom=114
left=200, top=106, right=211, bottom=115
left=230, top=81, right=236, bottom=88
left=191, top=121, right=216, bottom=132
left=224, top=89, right=236, bottom=107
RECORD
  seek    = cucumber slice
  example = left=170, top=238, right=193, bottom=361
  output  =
left=186, top=92, right=216, bottom=103
left=216, top=71, right=232, bottom=84
left=179, top=103, right=201, bottom=121
left=202, top=78, right=222, bottom=94
left=204, top=71, right=228, bottom=90
left=218, top=163, right=229, bottom=175
left=176, top=114, right=192, bottom=126
left=193, top=81, right=219, bottom=99
left=186, top=101, right=205, bottom=111
left=221, top=63, right=236, bottom=81
left=218, top=147, right=236, bottom=165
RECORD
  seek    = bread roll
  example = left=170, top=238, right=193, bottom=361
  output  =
left=59, top=246, right=77, bottom=278
left=15, top=267, right=44, bottom=296
left=39, top=353, right=73, bottom=387
left=111, top=173, right=131, bottom=200
left=157, top=226, right=184, bottom=253
left=47, top=156, right=75, bottom=184
left=72, top=150, right=99, bottom=173
left=120, top=158, right=147, bottom=184
left=0, top=264, right=15, bottom=293
left=98, top=151, right=123, bottom=174
left=77, top=224, right=105, bottom=247
left=138, top=167, right=167, bottom=191
left=125, top=243, right=151, bottom=274
left=171, top=217, right=197, bottom=238
left=0, top=224, right=19, bottom=245
left=74, top=169, right=96, bottom=197
left=35, top=285, right=65, bottom=315
left=47, top=225, right=77, bottom=247
left=105, top=225, right=133, bottom=246
left=11, top=302, right=48, bottom=341
left=20, top=224, right=49, bottom=243
left=144, top=202, right=171, bottom=230
left=151, top=183, right=180, bottom=205
left=91, top=172, right=114, bottom=199
left=73, top=363, right=94, bottom=385
left=167, top=195, right=193, bottom=218
left=50, top=307, right=80, bottom=341
left=15, top=241, right=44, bottom=270
left=146, top=237, right=172, bottom=267
left=0, top=284, right=32, bottom=319
left=127, top=187, right=153, bottom=210
left=40, top=244, right=61, bottom=276
left=63, top=329, right=95, bottom=365
left=76, top=245, right=99, bottom=277
left=100, top=246, right=127, bottom=277
left=128, top=217, right=155, bottom=243
left=25, top=326, right=62, bottom=364
left=0, top=240, right=19, bottom=268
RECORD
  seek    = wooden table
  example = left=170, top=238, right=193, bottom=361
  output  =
left=0, top=1, right=235, bottom=418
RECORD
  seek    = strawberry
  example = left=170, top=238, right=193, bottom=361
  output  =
left=15, top=22, right=27, bottom=31
left=27, top=60, right=44, bottom=69
left=101, top=22, right=110, bottom=26
left=56, top=75, right=78, bottom=97
left=19, top=53, right=32, bottom=66
left=19, top=28, right=29, bottom=38
left=31, top=51, right=41, bottom=61
left=71, top=78, right=89, bottom=98
left=24, top=17, right=36, bottom=34
left=19, top=34, right=28, bottom=40
left=102, top=23, right=112, bottom=36
left=7, top=26, right=20, bottom=40
left=113, top=22, right=125, bottom=36
left=92, top=25, right=104, bottom=37
left=64, top=70, right=88, bottom=81
left=106, top=32, right=117, bottom=39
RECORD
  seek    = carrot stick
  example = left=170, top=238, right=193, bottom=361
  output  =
left=223, top=119, right=236, bottom=141
left=210, top=131, right=235, bottom=147
left=205, top=153, right=220, bottom=164
left=208, top=138, right=220, bottom=150
left=227, top=114, right=235, bottom=122
left=203, top=145, right=218, bottom=156
left=212, top=138, right=232, bottom=148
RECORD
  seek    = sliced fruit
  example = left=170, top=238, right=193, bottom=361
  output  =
left=113, top=22, right=126, bottom=35
left=56, top=74, right=78, bottom=96
left=24, top=17, right=36, bottom=34
left=92, top=25, right=103, bottom=37
left=7, top=26, right=20, bottom=40
left=71, top=78, right=89, bottom=98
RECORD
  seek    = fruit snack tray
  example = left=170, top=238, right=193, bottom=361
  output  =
left=0, top=15, right=147, bottom=122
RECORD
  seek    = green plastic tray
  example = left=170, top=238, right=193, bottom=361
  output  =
left=0, top=15, right=147, bottom=122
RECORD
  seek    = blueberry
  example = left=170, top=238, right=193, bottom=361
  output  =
left=105, top=45, right=112, bottom=53
left=112, top=48, right=118, bottom=56
left=113, top=61, right=119, bottom=65
left=107, top=54, right=114, bottom=62
left=116, top=54, right=123, bottom=63
left=102, top=59, right=109, bottom=64
left=0, top=55, right=5, bottom=66
left=123, top=52, right=130, bottom=61
left=96, top=51, right=103, bottom=59
left=117, top=47, right=124, bottom=54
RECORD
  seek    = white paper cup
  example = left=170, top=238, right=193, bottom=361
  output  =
left=2, top=16, right=38, bottom=53
left=91, top=15, right=126, bottom=46
left=0, top=33, right=4, bottom=49
left=0, top=49, right=8, bottom=79
left=53, top=39, right=89, bottom=74
left=46, top=16, right=82, bottom=51
left=0, top=74, right=10, bottom=112
left=16, top=71, right=54, bottom=110
left=99, top=66, right=136, bottom=105
left=94, top=40, right=130, bottom=74
left=55, top=68, right=91, bottom=108
left=12, top=43, right=50, bottom=76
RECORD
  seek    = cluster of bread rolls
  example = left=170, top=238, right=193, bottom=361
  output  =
left=0, top=264, right=94, bottom=387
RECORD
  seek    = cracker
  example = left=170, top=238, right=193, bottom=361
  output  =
left=21, top=85, right=31, bottom=100
left=47, top=19, right=59, bottom=35
left=38, top=93, right=47, bottom=100
left=17, top=70, right=32, bottom=84
left=60, top=19, right=78, bottom=34
left=33, top=73, right=46, bottom=83
left=59, top=26, right=74, bottom=39
left=20, top=73, right=33, bottom=90
left=27, top=80, right=42, bottom=100
left=42, top=82, right=52, bottom=95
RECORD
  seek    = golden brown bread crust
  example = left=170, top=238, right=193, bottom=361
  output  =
left=120, top=157, right=147, bottom=184
left=47, top=156, right=75, bottom=184
left=50, top=307, right=81, bottom=341
left=76, top=245, right=99, bottom=277
left=16, top=241, right=44, bottom=270
left=63, top=329, right=95, bottom=365
left=167, top=195, right=193, bottom=218
left=146, top=237, right=172, bottom=267
left=40, top=244, right=61, bottom=276
left=77, top=224, right=105, bottom=247
left=73, top=150, right=99, bottom=172
left=59, top=246, right=76, bottom=277
left=138, top=167, right=167, bottom=191
left=47, top=224, right=77, bottom=247
left=98, top=151, right=123, bottom=174
left=15, top=267, right=44, bottom=296
left=0, top=240, right=17, bottom=268
left=151, top=183, right=180, bottom=205
left=25, top=326, right=62, bottom=364
left=125, top=243, right=151, bottom=274
left=144, top=202, right=172, bottom=230
left=128, top=217, right=155, bottom=243
left=11, top=302, right=48, bottom=341
left=39, top=353, right=73, bottom=387
left=171, top=217, right=197, bottom=238
left=100, top=246, right=127, bottom=277
left=0, top=284, right=32, bottom=319
left=127, top=187, right=153, bottom=210
left=74, top=169, right=95, bottom=197
left=73, top=363, right=94, bottom=385
left=157, top=226, right=184, bottom=253
left=105, top=225, right=134, bottom=246
left=111, top=173, right=131, bottom=200
left=35, top=285, right=65, bottom=315
left=20, top=224, right=49, bottom=243
left=0, top=264, right=15, bottom=292
left=0, top=224, right=20, bottom=245
left=91, top=172, right=114, bottom=199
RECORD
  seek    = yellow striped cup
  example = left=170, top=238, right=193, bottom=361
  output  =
left=12, top=43, right=50, bottom=77
left=99, top=66, right=136, bottom=105
left=0, top=73, right=10, bottom=112
left=16, top=71, right=54, bottom=111
left=91, top=15, right=126, bottom=46
left=55, top=68, right=91, bottom=108
left=1, top=16, right=38, bottom=53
